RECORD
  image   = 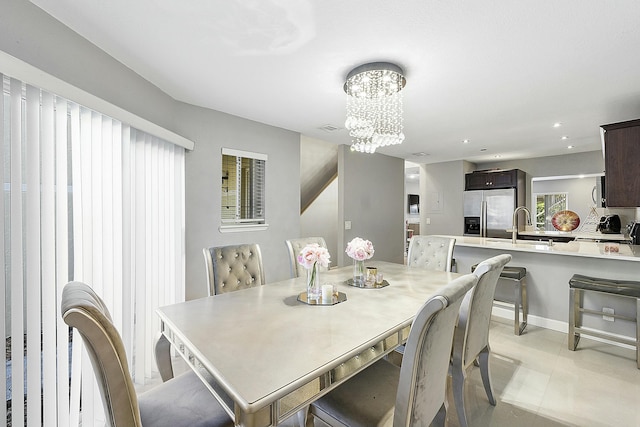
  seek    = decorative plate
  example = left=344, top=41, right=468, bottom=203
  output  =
left=551, top=210, right=580, bottom=231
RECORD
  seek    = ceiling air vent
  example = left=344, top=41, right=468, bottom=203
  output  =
left=319, top=124, right=341, bottom=132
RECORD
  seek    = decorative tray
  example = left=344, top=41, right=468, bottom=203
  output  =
left=345, top=279, right=390, bottom=289
left=551, top=210, right=580, bottom=231
left=297, top=291, right=347, bottom=306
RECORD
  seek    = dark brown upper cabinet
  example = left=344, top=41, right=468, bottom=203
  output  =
left=465, top=169, right=524, bottom=191
left=601, top=119, right=640, bottom=207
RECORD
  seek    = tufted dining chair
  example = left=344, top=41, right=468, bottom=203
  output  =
left=203, top=243, right=266, bottom=296
left=451, top=253, right=511, bottom=427
left=310, top=273, right=478, bottom=427
left=285, top=236, right=329, bottom=278
left=407, top=235, right=456, bottom=272
left=62, top=281, right=233, bottom=427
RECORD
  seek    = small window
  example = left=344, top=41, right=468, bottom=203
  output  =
left=221, top=148, right=267, bottom=232
left=535, top=193, right=567, bottom=231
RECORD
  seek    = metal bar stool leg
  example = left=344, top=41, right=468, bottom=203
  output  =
left=513, top=276, right=528, bottom=336
left=568, top=288, right=581, bottom=350
left=510, top=275, right=527, bottom=335
left=521, top=276, right=528, bottom=335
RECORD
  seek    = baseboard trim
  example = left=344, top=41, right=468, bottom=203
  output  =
left=491, top=306, right=636, bottom=351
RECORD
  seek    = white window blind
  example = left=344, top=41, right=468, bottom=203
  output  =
left=1, top=73, right=186, bottom=427
left=220, top=148, right=267, bottom=231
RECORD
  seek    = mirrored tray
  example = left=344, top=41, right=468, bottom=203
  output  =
left=297, top=291, right=347, bottom=306
left=345, top=279, right=390, bottom=289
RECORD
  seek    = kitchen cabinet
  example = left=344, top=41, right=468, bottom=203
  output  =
left=465, top=169, right=525, bottom=190
left=601, top=119, right=640, bottom=207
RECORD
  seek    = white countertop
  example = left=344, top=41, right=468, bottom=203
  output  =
left=440, top=235, right=640, bottom=262
left=518, top=230, right=628, bottom=241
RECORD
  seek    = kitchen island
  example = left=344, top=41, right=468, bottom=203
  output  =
left=440, top=235, right=639, bottom=342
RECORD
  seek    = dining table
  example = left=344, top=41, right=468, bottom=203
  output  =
left=155, top=261, right=461, bottom=427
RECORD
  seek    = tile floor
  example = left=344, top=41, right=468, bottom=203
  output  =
left=143, top=316, right=640, bottom=426
left=443, top=317, right=640, bottom=427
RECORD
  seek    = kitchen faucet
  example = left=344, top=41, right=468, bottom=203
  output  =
left=512, top=206, right=532, bottom=244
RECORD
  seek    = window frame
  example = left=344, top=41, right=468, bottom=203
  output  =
left=533, top=192, right=568, bottom=231
left=219, top=148, right=268, bottom=233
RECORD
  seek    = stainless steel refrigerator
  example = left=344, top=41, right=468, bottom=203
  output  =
left=463, top=188, right=516, bottom=238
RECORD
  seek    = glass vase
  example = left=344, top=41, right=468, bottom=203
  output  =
left=353, top=259, right=365, bottom=286
left=307, top=262, right=321, bottom=301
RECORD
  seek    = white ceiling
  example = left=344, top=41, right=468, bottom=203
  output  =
left=31, top=0, right=640, bottom=164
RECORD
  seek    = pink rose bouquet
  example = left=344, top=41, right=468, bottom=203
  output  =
left=345, top=237, right=375, bottom=261
left=297, top=243, right=331, bottom=270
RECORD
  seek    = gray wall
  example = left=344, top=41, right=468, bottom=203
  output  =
left=338, top=146, right=405, bottom=266
left=419, top=160, right=475, bottom=236
left=1, top=0, right=301, bottom=300
left=175, top=103, right=300, bottom=299
left=476, top=150, right=605, bottom=178
left=301, top=179, right=339, bottom=264
left=0, top=0, right=177, bottom=133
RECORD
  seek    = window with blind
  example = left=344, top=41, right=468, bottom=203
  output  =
left=221, top=148, right=267, bottom=230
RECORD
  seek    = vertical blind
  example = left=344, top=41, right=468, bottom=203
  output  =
left=1, top=74, right=186, bottom=426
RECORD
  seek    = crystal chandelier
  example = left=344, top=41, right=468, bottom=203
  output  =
left=344, top=62, right=406, bottom=153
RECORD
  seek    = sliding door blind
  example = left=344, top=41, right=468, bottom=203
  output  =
left=1, top=74, right=186, bottom=426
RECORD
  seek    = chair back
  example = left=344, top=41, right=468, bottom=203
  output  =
left=203, top=243, right=265, bottom=295
left=61, top=282, right=141, bottom=427
left=285, top=237, right=329, bottom=278
left=456, top=254, right=511, bottom=368
left=394, top=274, right=478, bottom=427
left=407, top=235, right=456, bottom=272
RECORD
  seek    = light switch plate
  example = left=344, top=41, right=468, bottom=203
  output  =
left=345, top=220, right=352, bottom=230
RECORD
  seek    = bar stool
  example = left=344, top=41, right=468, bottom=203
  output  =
left=472, top=264, right=528, bottom=335
left=568, top=274, right=640, bottom=369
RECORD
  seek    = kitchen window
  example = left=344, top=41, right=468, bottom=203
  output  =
left=220, top=148, right=268, bottom=232
left=535, top=193, right=567, bottom=230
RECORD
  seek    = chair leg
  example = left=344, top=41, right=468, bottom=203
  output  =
left=154, top=333, right=174, bottom=382
left=478, top=346, right=496, bottom=405
left=568, top=289, right=581, bottom=351
left=451, top=363, right=469, bottom=427
left=432, top=403, right=446, bottom=427
left=296, top=405, right=312, bottom=427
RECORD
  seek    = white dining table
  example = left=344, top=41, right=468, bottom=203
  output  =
left=156, top=261, right=460, bottom=427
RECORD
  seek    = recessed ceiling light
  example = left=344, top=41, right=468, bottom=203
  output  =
left=412, top=152, right=429, bottom=157
left=463, top=139, right=470, bottom=144
left=561, top=136, right=568, bottom=140
left=480, top=148, right=487, bottom=152
left=567, top=145, right=574, bottom=149
left=553, top=122, right=562, bottom=128
left=494, top=155, right=502, bottom=158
